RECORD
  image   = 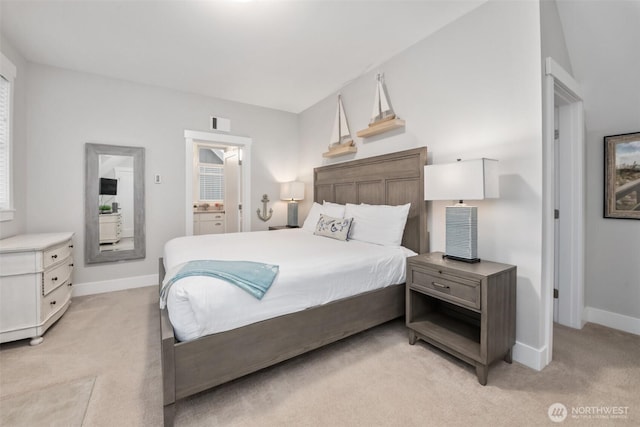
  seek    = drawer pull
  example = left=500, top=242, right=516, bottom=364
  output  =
left=51, top=254, right=58, bottom=259
left=69, top=263, right=74, bottom=267
left=68, top=283, right=73, bottom=287
left=50, top=300, right=57, bottom=306
left=69, top=244, right=74, bottom=248
left=432, top=281, right=450, bottom=290
left=52, top=277, right=58, bottom=282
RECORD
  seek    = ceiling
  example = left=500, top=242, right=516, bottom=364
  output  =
left=0, top=0, right=486, bottom=113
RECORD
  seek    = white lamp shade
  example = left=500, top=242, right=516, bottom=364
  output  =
left=424, top=158, right=499, bottom=201
left=280, top=181, right=305, bottom=201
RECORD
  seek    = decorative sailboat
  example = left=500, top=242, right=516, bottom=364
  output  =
left=323, top=94, right=356, bottom=158
left=357, top=73, right=405, bottom=138
left=369, top=73, right=396, bottom=126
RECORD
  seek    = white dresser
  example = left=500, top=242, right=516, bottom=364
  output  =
left=99, top=213, right=122, bottom=244
left=0, top=232, right=74, bottom=345
left=194, top=211, right=225, bottom=235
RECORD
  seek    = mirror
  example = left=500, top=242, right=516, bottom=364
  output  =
left=85, top=143, right=145, bottom=264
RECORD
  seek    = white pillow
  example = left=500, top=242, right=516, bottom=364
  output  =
left=302, top=202, right=324, bottom=232
left=322, top=201, right=346, bottom=218
left=344, top=203, right=411, bottom=246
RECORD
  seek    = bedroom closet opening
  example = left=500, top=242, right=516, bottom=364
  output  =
left=184, top=130, right=253, bottom=237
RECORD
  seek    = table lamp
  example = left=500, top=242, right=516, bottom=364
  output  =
left=424, top=158, right=499, bottom=262
left=280, top=181, right=305, bottom=227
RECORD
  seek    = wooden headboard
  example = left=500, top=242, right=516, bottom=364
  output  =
left=314, top=147, right=428, bottom=254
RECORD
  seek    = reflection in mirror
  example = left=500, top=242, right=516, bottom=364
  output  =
left=98, top=155, right=134, bottom=252
left=85, top=143, right=145, bottom=264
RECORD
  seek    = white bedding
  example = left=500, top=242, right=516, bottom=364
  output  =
left=163, top=229, right=416, bottom=342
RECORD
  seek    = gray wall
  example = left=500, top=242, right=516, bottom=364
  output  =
left=299, top=0, right=545, bottom=350
left=0, top=36, right=27, bottom=239
left=557, top=1, right=640, bottom=319
left=24, top=63, right=299, bottom=285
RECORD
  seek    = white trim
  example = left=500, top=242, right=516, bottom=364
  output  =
left=541, top=57, right=584, bottom=367
left=184, top=130, right=252, bottom=235
left=584, top=307, right=640, bottom=336
left=0, top=51, right=16, bottom=220
left=71, top=274, right=158, bottom=297
left=512, top=340, right=546, bottom=371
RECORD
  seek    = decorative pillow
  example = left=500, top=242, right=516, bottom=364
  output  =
left=322, top=201, right=346, bottom=218
left=314, top=214, right=353, bottom=241
left=344, top=203, right=411, bottom=246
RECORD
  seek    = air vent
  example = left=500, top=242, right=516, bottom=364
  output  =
left=210, top=116, right=231, bottom=132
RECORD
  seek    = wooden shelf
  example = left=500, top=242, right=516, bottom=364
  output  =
left=322, top=145, right=357, bottom=158
left=356, top=119, right=405, bottom=138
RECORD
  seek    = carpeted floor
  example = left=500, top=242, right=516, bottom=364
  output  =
left=0, top=286, right=638, bottom=426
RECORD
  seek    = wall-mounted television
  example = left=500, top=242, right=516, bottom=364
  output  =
left=99, top=177, right=118, bottom=195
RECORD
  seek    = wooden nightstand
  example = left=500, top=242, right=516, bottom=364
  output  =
left=406, top=252, right=516, bottom=385
left=268, top=226, right=300, bottom=230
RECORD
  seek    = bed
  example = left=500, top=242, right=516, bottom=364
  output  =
left=159, top=147, right=428, bottom=426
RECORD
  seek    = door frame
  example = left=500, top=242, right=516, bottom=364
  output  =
left=541, top=57, right=585, bottom=367
left=184, top=130, right=252, bottom=236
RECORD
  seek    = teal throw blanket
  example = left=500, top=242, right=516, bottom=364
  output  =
left=160, top=260, right=279, bottom=309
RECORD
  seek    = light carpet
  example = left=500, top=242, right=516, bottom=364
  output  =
left=0, top=376, right=94, bottom=427
left=0, top=286, right=638, bottom=426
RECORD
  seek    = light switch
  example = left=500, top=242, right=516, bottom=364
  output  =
left=154, top=174, right=162, bottom=184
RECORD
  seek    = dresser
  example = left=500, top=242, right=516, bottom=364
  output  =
left=99, top=213, right=122, bottom=244
left=0, top=233, right=74, bottom=345
left=194, top=211, right=225, bottom=235
left=406, top=252, right=516, bottom=385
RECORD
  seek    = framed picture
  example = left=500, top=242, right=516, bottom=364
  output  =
left=604, top=132, right=640, bottom=219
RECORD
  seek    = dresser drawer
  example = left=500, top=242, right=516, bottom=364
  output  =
left=41, top=280, right=71, bottom=322
left=43, top=257, right=73, bottom=295
left=43, top=240, right=73, bottom=269
left=197, top=212, right=225, bottom=221
left=410, top=268, right=481, bottom=310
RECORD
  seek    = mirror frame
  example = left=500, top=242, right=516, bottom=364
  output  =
left=85, top=143, right=146, bottom=264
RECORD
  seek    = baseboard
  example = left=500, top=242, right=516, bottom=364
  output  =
left=584, top=306, right=640, bottom=336
left=72, top=274, right=158, bottom=297
left=512, top=340, right=546, bottom=371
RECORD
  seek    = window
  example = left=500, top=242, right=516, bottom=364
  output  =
left=196, top=146, right=224, bottom=202
left=0, top=52, right=16, bottom=221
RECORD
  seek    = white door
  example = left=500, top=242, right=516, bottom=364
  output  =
left=224, top=149, right=242, bottom=233
left=553, top=107, right=560, bottom=322
left=114, top=167, right=134, bottom=238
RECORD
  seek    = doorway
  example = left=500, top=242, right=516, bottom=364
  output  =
left=542, top=57, right=585, bottom=368
left=184, top=130, right=252, bottom=236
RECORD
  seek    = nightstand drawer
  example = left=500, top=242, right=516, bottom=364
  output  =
left=410, top=269, right=481, bottom=310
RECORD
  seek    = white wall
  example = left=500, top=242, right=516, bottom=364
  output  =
left=299, top=1, right=544, bottom=357
left=557, top=1, right=640, bottom=322
left=25, top=63, right=299, bottom=285
left=0, top=36, right=28, bottom=239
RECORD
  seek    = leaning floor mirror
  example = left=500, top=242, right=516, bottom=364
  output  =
left=85, top=143, right=146, bottom=264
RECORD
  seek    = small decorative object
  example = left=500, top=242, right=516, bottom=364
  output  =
left=323, top=94, right=356, bottom=158
left=256, top=194, right=273, bottom=222
left=424, top=158, right=499, bottom=263
left=99, top=205, right=112, bottom=214
left=604, top=132, right=640, bottom=219
left=356, top=73, right=405, bottom=138
left=280, top=182, right=304, bottom=226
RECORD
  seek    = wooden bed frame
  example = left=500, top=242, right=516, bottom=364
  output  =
left=160, top=147, right=428, bottom=425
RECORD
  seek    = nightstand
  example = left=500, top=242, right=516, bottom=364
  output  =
left=268, top=226, right=300, bottom=230
left=406, top=252, right=516, bottom=385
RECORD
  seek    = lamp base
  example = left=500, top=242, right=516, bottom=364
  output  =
left=287, top=201, right=299, bottom=227
left=445, top=205, right=478, bottom=261
left=442, top=254, right=481, bottom=264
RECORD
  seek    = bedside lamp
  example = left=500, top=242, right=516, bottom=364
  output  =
left=280, top=181, right=305, bottom=227
left=424, top=158, right=499, bottom=263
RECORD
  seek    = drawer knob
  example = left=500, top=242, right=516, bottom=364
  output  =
left=69, top=263, right=74, bottom=267
left=68, top=283, right=73, bottom=287
left=52, top=277, right=58, bottom=282
left=50, top=300, right=56, bottom=305
left=69, top=244, right=74, bottom=248
left=51, top=254, right=58, bottom=259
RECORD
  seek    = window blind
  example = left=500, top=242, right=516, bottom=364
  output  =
left=199, top=165, right=224, bottom=201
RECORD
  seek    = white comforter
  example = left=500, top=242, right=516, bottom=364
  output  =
left=163, top=229, right=415, bottom=342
